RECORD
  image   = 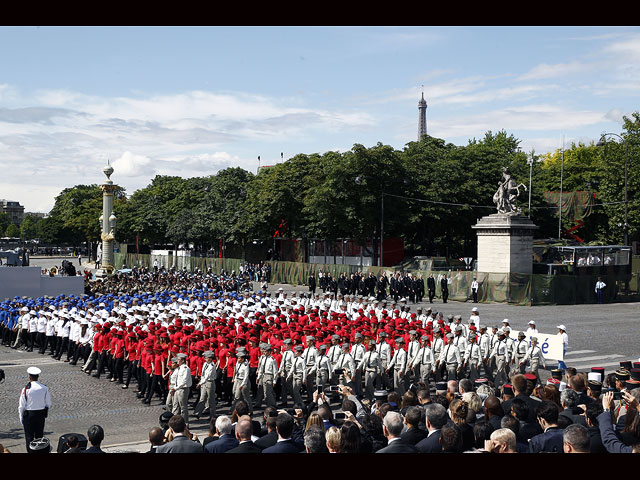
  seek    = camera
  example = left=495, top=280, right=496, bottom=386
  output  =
left=334, top=369, right=344, bottom=375
left=268, top=410, right=278, bottom=418
left=329, top=385, right=340, bottom=392
left=613, top=391, right=623, bottom=400
left=317, top=385, right=323, bottom=394
left=335, top=412, right=346, bottom=420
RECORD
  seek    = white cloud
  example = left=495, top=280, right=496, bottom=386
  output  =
left=517, top=61, right=593, bottom=81
left=111, top=151, right=153, bottom=177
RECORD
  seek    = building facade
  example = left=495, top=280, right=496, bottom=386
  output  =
left=0, top=199, right=25, bottom=225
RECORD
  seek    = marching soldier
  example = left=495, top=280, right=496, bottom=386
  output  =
left=462, top=332, right=482, bottom=382
left=489, top=329, right=510, bottom=388
left=358, top=342, right=382, bottom=400
left=289, top=345, right=306, bottom=406
left=512, top=331, right=529, bottom=374
left=350, top=332, right=366, bottom=396
left=521, top=336, right=546, bottom=381
left=387, top=337, right=408, bottom=395
left=437, top=333, right=461, bottom=382
left=406, top=330, right=420, bottom=387
left=336, top=342, right=356, bottom=389
left=302, top=336, right=318, bottom=402
left=316, top=344, right=332, bottom=392
left=172, top=353, right=192, bottom=425
left=255, top=343, right=278, bottom=409
left=278, top=338, right=295, bottom=407
left=410, top=335, right=435, bottom=388
left=478, top=325, right=491, bottom=378
left=432, top=329, right=445, bottom=382
left=377, top=332, right=393, bottom=390
left=231, top=349, right=252, bottom=414
left=194, top=350, right=217, bottom=420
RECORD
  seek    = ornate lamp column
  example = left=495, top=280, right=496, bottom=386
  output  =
left=100, top=162, right=117, bottom=274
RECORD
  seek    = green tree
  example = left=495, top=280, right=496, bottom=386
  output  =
left=20, top=214, right=39, bottom=241
left=5, top=223, right=20, bottom=238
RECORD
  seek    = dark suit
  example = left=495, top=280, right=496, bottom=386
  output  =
left=376, top=438, right=419, bottom=453
left=427, top=277, right=436, bottom=303
left=226, top=440, right=263, bottom=453
left=415, top=430, right=442, bottom=453
left=204, top=433, right=238, bottom=453
left=440, top=278, right=449, bottom=303
left=262, top=438, right=303, bottom=453
left=82, top=445, right=106, bottom=454
left=156, top=435, right=203, bottom=453
left=528, top=426, right=564, bottom=453
left=559, top=407, right=587, bottom=427
left=254, top=430, right=278, bottom=449
left=401, top=426, right=428, bottom=445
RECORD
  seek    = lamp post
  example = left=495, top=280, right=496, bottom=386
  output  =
left=597, top=133, right=630, bottom=246
left=527, top=152, right=534, bottom=218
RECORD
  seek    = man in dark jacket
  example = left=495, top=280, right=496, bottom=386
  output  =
left=262, top=412, right=305, bottom=453
left=416, top=403, right=447, bottom=453
left=529, top=401, right=564, bottom=453
left=156, top=416, right=203, bottom=453
left=400, top=406, right=428, bottom=445
left=226, top=417, right=263, bottom=453
left=376, top=411, right=418, bottom=453
left=82, top=425, right=106, bottom=454
left=204, top=415, right=238, bottom=453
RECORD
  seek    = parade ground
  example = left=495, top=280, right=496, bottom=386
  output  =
left=1, top=265, right=638, bottom=452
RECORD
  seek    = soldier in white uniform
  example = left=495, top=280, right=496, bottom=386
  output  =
left=387, top=337, right=408, bottom=395
left=350, top=333, right=366, bottom=396
left=254, top=343, right=278, bottom=409
left=489, top=329, right=510, bottom=388
left=194, top=350, right=217, bottom=420
left=19, top=366, right=52, bottom=453
left=232, top=349, right=252, bottom=414
left=432, top=329, right=445, bottom=382
left=302, top=336, right=318, bottom=402
left=462, top=332, right=482, bottom=382
left=172, top=353, right=192, bottom=425
left=358, top=342, right=381, bottom=400
left=521, top=336, right=546, bottom=381
left=376, top=332, right=393, bottom=390
left=289, top=345, right=306, bottom=406
left=438, top=333, right=462, bottom=382
left=336, top=343, right=356, bottom=389
left=406, top=330, right=420, bottom=387
left=278, top=339, right=295, bottom=407
left=512, top=331, right=529, bottom=375
left=315, top=344, right=332, bottom=392
left=410, top=335, right=435, bottom=387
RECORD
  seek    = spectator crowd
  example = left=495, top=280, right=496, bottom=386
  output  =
left=1, top=268, right=639, bottom=454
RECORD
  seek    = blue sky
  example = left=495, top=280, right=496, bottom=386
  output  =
left=0, top=26, right=638, bottom=212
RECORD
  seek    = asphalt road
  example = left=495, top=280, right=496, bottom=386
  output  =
left=1, top=262, right=638, bottom=452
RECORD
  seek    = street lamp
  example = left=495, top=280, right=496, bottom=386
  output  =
left=597, top=133, right=630, bottom=246
left=527, top=152, right=534, bottom=218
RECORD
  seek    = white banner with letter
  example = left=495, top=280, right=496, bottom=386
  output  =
left=526, top=333, right=564, bottom=361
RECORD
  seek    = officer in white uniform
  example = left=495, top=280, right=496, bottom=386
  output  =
left=19, top=366, right=52, bottom=453
left=410, top=335, right=436, bottom=387
left=278, top=339, right=295, bottom=407
left=521, top=336, right=546, bottom=380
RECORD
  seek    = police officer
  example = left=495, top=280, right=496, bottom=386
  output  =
left=19, top=367, right=52, bottom=453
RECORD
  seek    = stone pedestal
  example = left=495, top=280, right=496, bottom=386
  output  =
left=472, top=214, right=538, bottom=274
